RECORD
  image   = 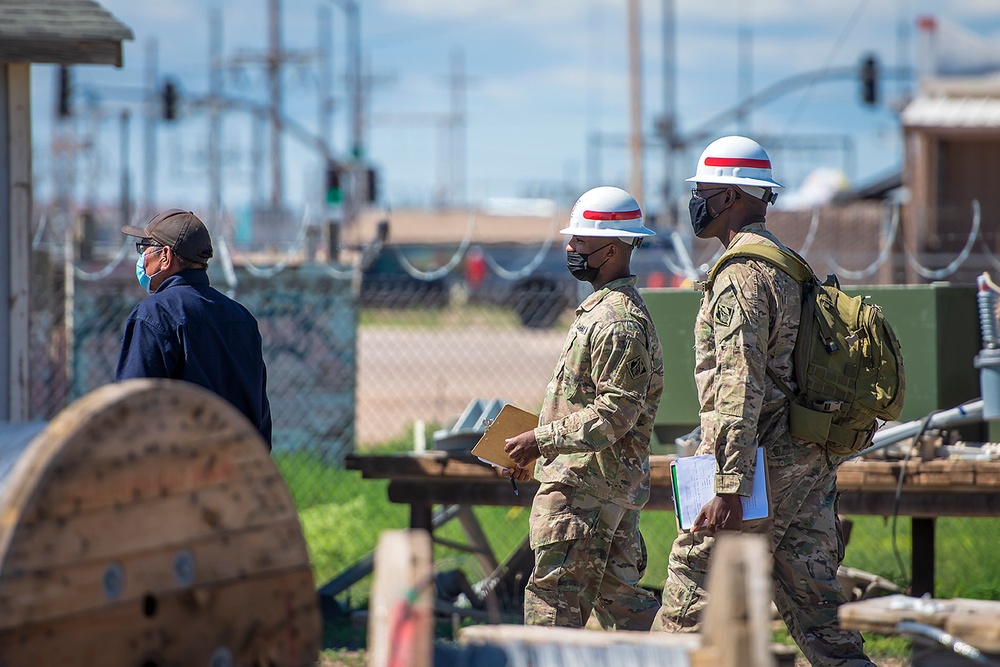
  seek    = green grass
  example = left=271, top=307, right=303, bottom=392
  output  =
left=279, top=446, right=1000, bottom=662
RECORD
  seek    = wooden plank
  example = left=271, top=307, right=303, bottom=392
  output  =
left=838, top=490, right=1000, bottom=517
left=840, top=595, right=1000, bottom=652
left=368, top=530, right=434, bottom=667
left=0, top=518, right=310, bottom=630
left=702, top=534, right=774, bottom=667
left=0, top=567, right=321, bottom=667
left=16, top=435, right=273, bottom=524
left=3, top=471, right=297, bottom=571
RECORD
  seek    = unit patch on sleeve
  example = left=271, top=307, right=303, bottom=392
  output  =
left=715, top=303, right=734, bottom=328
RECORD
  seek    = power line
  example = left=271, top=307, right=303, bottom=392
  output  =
left=781, top=0, right=873, bottom=132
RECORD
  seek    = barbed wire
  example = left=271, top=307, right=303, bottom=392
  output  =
left=391, top=211, right=476, bottom=282
left=480, top=214, right=560, bottom=281
left=74, top=237, right=132, bottom=281
left=659, top=229, right=700, bottom=283
left=903, top=200, right=980, bottom=281
left=798, top=208, right=821, bottom=258
left=827, top=200, right=900, bottom=280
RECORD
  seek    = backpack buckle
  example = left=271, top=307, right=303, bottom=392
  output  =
left=812, top=399, right=842, bottom=413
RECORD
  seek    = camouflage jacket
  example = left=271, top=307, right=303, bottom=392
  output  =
left=694, top=223, right=801, bottom=496
left=533, top=276, right=664, bottom=510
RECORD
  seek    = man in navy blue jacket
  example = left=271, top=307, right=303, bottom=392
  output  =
left=117, top=209, right=272, bottom=450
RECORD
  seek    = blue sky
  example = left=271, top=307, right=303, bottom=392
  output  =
left=30, top=0, right=1000, bottom=223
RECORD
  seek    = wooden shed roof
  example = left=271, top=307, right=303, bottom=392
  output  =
left=0, top=1, right=133, bottom=66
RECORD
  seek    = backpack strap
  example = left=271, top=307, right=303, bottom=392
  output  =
left=705, top=243, right=815, bottom=288
left=703, top=241, right=825, bottom=407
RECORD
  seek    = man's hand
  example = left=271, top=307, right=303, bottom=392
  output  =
left=500, top=466, right=531, bottom=482
left=693, top=494, right=744, bottom=533
left=504, top=429, right=540, bottom=468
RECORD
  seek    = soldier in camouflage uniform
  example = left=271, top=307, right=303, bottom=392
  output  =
left=504, top=186, right=663, bottom=630
left=653, top=136, right=874, bottom=666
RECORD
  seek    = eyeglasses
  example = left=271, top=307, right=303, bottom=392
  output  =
left=691, top=187, right=728, bottom=201
left=135, top=240, right=165, bottom=254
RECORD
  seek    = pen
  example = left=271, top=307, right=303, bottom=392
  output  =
left=510, top=475, right=519, bottom=496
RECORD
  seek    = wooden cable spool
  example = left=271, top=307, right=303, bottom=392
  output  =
left=0, top=379, right=321, bottom=666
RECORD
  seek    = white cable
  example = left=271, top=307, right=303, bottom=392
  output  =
left=74, top=236, right=132, bottom=281
left=904, top=200, right=980, bottom=280
left=32, top=210, right=49, bottom=250
left=481, top=213, right=559, bottom=281
left=390, top=210, right=476, bottom=282
left=827, top=199, right=901, bottom=280
left=215, top=231, right=240, bottom=295
left=241, top=206, right=313, bottom=278
left=797, top=207, right=821, bottom=257
left=660, top=229, right=701, bottom=283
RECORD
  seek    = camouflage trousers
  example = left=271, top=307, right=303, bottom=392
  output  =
left=655, top=439, right=875, bottom=667
left=524, top=482, right=658, bottom=630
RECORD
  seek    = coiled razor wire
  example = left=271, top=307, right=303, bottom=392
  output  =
left=659, top=229, right=701, bottom=283
left=797, top=207, right=821, bottom=258
left=481, top=213, right=560, bottom=281
left=827, top=199, right=901, bottom=280
left=903, top=199, right=981, bottom=281
left=240, top=206, right=313, bottom=279
left=74, top=236, right=132, bottom=281
left=390, top=210, right=476, bottom=282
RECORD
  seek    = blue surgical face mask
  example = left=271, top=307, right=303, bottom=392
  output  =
left=135, top=247, right=164, bottom=293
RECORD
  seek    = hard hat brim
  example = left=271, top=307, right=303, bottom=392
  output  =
left=685, top=174, right=784, bottom=189
left=559, top=225, right=656, bottom=237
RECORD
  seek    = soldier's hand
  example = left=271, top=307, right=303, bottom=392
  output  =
left=693, top=494, right=744, bottom=533
left=500, top=466, right=531, bottom=482
left=504, top=430, right=540, bottom=468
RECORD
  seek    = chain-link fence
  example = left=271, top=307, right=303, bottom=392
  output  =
left=25, top=202, right=1000, bottom=644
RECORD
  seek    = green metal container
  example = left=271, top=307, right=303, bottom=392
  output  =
left=642, top=283, right=981, bottom=448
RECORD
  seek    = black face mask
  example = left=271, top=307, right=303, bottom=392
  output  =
left=688, top=188, right=728, bottom=237
left=566, top=242, right=612, bottom=283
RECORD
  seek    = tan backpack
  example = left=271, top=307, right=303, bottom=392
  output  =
left=706, top=244, right=906, bottom=456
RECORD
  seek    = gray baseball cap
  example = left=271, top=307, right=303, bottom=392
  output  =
left=122, top=209, right=214, bottom=263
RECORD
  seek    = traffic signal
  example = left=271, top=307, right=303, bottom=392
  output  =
left=365, top=167, right=378, bottom=203
left=57, top=65, right=72, bottom=118
left=860, top=54, right=878, bottom=106
left=325, top=162, right=343, bottom=205
left=162, top=79, right=178, bottom=121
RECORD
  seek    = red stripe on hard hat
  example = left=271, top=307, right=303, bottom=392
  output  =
left=704, top=156, right=771, bottom=169
left=582, top=208, right=642, bottom=221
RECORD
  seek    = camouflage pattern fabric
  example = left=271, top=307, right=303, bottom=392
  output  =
left=655, top=224, right=874, bottom=666
left=533, top=276, right=664, bottom=510
left=526, top=275, right=663, bottom=629
left=524, top=483, right=658, bottom=630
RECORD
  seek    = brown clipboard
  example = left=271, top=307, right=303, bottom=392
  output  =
left=471, top=404, right=539, bottom=479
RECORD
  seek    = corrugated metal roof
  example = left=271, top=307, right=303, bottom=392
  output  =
left=0, top=0, right=132, bottom=43
left=902, top=95, right=1000, bottom=129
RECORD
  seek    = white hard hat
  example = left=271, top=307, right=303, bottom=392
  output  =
left=560, top=186, right=656, bottom=238
left=687, top=136, right=784, bottom=196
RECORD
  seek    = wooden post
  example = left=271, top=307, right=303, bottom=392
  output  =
left=368, top=529, right=434, bottom=667
left=701, top=533, right=776, bottom=667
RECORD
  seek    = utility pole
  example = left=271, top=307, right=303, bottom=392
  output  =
left=737, top=1, right=753, bottom=135
left=627, top=0, right=644, bottom=206
left=449, top=49, right=467, bottom=208
left=119, top=111, right=132, bottom=233
left=267, top=0, right=284, bottom=208
left=660, top=0, right=677, bottom=224
left=209, top=10, right=223, bottom=232
left=318, top=5, right=333, bottom=158
left=143, top=38, right=158, bottom=216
